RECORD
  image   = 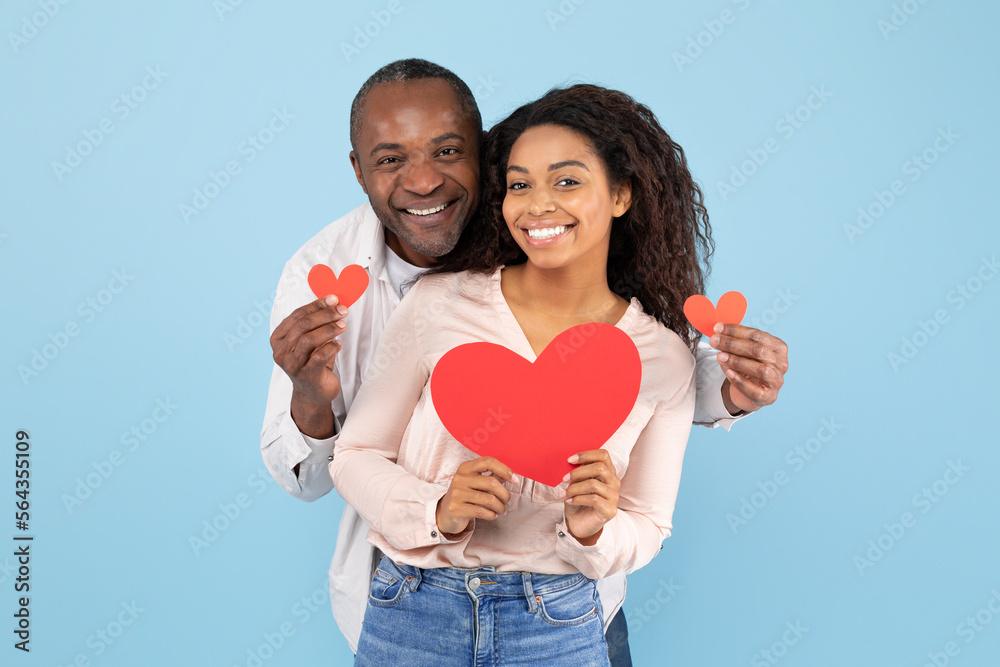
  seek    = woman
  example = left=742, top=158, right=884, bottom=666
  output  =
left=330, top=84, right=713, bottom=666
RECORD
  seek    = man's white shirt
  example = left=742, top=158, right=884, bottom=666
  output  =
left=261, top=202, right=746, bottom=652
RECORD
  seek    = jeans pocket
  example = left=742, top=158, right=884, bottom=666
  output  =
left=368, top=567, right=407, bottom=608
left=535, top=577, right=600, bottom=627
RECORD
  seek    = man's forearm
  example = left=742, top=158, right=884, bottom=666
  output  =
left=720, top=379, right=748, bottom=417
left=290, top=390, right=337, bottom=439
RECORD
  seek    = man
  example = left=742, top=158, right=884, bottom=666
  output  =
left=261, top=58, right=789, bottom=665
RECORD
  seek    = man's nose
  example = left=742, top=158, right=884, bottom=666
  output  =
left=401, top=157, right=445, bottom=195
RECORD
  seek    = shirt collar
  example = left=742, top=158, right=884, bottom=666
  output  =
left=355, top=202, right=390, bottom=284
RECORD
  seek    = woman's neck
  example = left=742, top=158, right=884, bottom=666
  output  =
left=504, top=261, right=622, bottom=320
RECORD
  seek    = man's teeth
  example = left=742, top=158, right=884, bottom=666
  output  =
left=527, top=226, right=568, bottom=240
left=405, top=203, right=449, bottom=216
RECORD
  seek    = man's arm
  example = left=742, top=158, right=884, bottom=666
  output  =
left=261, top=259, right=350, bottom=502
left=693, top=324, right=789, bottom=428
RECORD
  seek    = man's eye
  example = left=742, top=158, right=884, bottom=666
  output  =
left=378, top=157, right=400, bottom=165
left=438, top=148, right=458, bottom=156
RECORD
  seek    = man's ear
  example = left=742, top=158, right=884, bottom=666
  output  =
left=612, top=179, right=632, bottom=218
left=349, top=150, right=368, bottom=194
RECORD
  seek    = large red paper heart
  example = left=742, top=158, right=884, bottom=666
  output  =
left=307, top=264, right=369, bottom=308
left=430, top=323, right=641, bottom=487
left=683, top=291, right=747, bottom=338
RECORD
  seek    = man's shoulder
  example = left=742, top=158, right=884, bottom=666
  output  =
left=285, top=202, right=379, bottom=269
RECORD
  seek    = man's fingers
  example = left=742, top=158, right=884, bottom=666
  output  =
left=711, top=332, right=780, bottom=365
left=718, top=354, right=781, bottom=387
left=725, top=369, right=772, bottom=405
left=272, top=296, right=340, bottom=341
left=305, top=339, right=341, bottom=372
left=294, top=320, right=348, bottom=357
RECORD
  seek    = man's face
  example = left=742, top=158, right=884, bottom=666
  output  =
left=350, top=78, right=480, bottom=267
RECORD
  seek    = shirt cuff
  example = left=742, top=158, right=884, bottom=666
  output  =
left=694, top=377, right=750, bottom=431
left=553, top=518, right=616, bottom=580
left=380, top=475, right=474, bottom=551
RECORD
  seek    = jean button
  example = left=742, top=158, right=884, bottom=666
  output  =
left=469, top=577, right=481, bottom=590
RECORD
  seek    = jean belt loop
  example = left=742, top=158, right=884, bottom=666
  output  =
left=406, top=564, right=422, bottom=592
left=522, top=572, right=538, bottom=612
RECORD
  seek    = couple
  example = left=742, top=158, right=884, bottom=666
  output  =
left=261, top=58, right=789, bottom=665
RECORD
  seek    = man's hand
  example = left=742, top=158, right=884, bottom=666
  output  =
left=562, top=450, right=620, bottom=546
left=436, top=457, right=515, bottom=537
left=710, top=323, right=789, bottom=415
left=270, top=295, right=349, bottom=438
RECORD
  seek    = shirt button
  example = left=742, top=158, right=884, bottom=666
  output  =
left=327, top=455, right=334, bottom=462
left=558, top=531, right=566, bottom=538
left=430, top=530, right=438, bottom=538
left=469, top=577, right=481, bottom=590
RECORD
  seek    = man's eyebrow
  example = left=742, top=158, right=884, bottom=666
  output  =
left=369, top=142, right=403, bottom=157
left=548, top=160, right=588, bottom=172
left=431, top=132, right=464, bottom=144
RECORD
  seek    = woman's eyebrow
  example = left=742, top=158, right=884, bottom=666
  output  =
left=506, top=160, right=590, bottom=174
left=548, top=160, right=588, bottom=171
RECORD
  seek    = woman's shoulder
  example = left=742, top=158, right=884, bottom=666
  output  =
left=625, top=304, right=697, bottom=397
left=406, top=269, right=498, bottom=309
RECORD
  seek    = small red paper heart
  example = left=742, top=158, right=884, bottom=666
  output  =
left=430, top=323, right=641, bottom=487
left=683, top=291, right=747, bottom=338
left=307, top=264, right=369, bottom=308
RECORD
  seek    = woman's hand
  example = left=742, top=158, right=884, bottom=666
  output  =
left=435, top=457, right=517, bottom=537
left=562, top=450, right=620, bottom=545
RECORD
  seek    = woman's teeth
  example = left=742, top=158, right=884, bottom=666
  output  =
left=405, top=203, right=449, bottom=216
left=527, top=226, right=568, bottom=240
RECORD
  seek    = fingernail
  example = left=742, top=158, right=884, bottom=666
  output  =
left=562, top=472, right=571, bottom=483
left=511, top=474, right=520, bottom=484
left=335, top=320, right=346, bottom=329
left=714, top=323, right=724, bottom=333
left=336, top=305, right=348, bottom=315
left=725, top=369, right=736, bottom=379
left=717, top=352, right=729, bottom=363
left=710, top=335, right=720, bottom=346
left=567, top=454, right=579, bottom=464
left=558, top=488, right=566, bottom=498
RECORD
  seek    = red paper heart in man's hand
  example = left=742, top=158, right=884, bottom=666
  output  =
left=307, top=264, right=369, bottom=308
left=430, top=323, right=641, bottom=487
left=683, top=291, right=747, bottom=338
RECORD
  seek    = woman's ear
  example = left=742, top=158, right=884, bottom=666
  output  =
left=612, top=179, right=632, bottom=218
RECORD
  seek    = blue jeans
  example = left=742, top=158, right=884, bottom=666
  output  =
left=605, top=606, right=633, bottom=667
left=355, top=555, right=610, bottom=666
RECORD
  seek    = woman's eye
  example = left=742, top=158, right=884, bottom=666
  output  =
left=507, top=182, right=527, bottom=191
left=557, top=178, right=579, bottom=186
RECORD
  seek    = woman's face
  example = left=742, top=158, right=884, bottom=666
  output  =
left=502, top=124, right=630, bottom=273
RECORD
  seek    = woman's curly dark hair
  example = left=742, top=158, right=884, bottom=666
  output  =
left=433, top=84, right=713, bottom=350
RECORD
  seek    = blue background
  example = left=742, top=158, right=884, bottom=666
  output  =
left=3, top=1, right=999, bottom=665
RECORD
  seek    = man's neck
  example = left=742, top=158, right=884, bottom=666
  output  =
left=384, top=229, right=436, bottom=268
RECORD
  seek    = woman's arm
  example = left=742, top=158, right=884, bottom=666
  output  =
left=556, top=362, right=697, bottom=579
left=329, top=282, right=470, bottom=551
